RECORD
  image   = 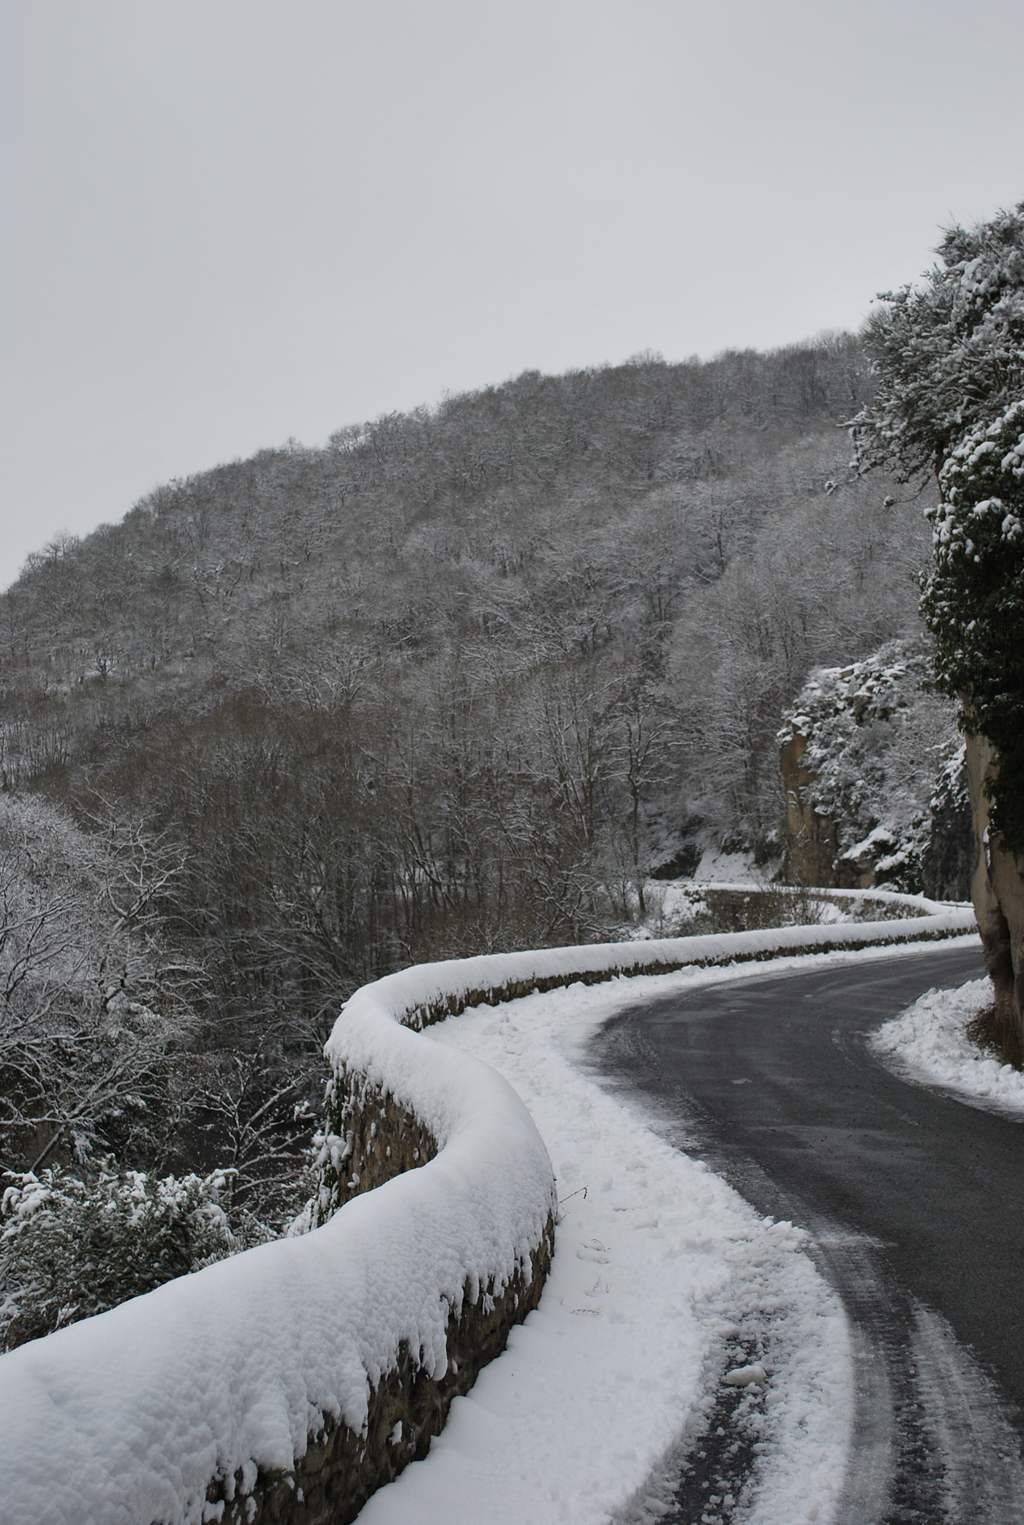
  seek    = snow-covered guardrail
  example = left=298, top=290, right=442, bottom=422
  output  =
left=0, top=904, right=977, bottom=1525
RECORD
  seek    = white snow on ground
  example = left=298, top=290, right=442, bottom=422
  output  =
left=646, top=882, right=958, bottom=939
left=870, top=976, right=1024, bottom=1116
left=0, top=1011, right=556, bottom=1525
left=358, top=943, right=983, bottom=1525
left=689, top=848, right=771, bottom=884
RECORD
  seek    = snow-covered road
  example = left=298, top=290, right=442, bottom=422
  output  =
left=356, top=935, right=1024, bottom=1525
left=356, top=947, right=983, bottom=1525
left=595, top=937, right=1024, bottom=1525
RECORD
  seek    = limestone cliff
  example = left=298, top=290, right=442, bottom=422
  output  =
left=780, top=727, right=845, bottom=886
left=779, top=641, right=972, bottom=898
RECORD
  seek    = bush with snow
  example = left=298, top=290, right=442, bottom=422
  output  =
left=0, top=1161, right=238, bottom=1351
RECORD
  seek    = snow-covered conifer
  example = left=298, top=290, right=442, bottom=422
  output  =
left=853, top=205, right=1024, bottom=848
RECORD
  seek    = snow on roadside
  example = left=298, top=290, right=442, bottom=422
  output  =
left=689, top=848, right=771, bottom=884
left=355, top=953, right=892, bottom=1525
left=645, top=881, right=954, bottom=939
left=870, top=976, right=1024, bottom=1116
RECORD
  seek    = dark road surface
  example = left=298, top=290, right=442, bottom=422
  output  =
left=595, top=940, right=1024, bottom=1524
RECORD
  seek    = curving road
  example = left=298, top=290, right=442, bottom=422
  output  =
left=595, top=940, right=1024, bottom=1524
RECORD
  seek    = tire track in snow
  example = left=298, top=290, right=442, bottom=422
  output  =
left=596, top=943, right=1024, bottom=1523
left=812, top=1224, right=1024, bottom=1524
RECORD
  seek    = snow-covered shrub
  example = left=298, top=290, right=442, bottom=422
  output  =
left=0, top=1161, right=237, bottom=1351
left=779, top=639, right=965, bottom=894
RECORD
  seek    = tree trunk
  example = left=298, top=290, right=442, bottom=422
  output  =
left=964, top=730, right=1024, bottom=1064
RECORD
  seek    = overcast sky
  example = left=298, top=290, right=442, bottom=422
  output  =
left=2, top=0, right=1023, bottom=590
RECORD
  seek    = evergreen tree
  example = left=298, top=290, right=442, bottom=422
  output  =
left=852, top=205, right=1024, bottom=847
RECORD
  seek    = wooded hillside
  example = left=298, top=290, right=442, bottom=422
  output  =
left=1, top=336, right=935, bottom=985
left=0, top=335, right=946, bottom=1245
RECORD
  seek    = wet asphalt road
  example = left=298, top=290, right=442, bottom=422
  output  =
left=594, top=940, right=1024, bottom=1521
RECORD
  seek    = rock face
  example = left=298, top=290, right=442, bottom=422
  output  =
left=779, top=642, right=973, bottom=898
left=780, top=727, right=846, bottom=887
left=964, top=731, right=1024, bottom=1061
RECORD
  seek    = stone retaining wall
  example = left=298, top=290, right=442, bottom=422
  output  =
left=315, top=1073, right=439, bottom=1223
left=210, top=1218, right=556, bottom=1525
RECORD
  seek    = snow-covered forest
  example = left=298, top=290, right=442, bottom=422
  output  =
left=0, top=334, right=948, bottom=1327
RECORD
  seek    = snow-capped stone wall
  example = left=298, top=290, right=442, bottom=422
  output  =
left=0, top=907, right=977, bottom=1525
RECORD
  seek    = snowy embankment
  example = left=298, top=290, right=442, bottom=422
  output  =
left=870, top=977, right=1024, bottom=1115
left=0, top=905, right=976, bottom=1525
left=646, top=881, right=963, bottom=936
